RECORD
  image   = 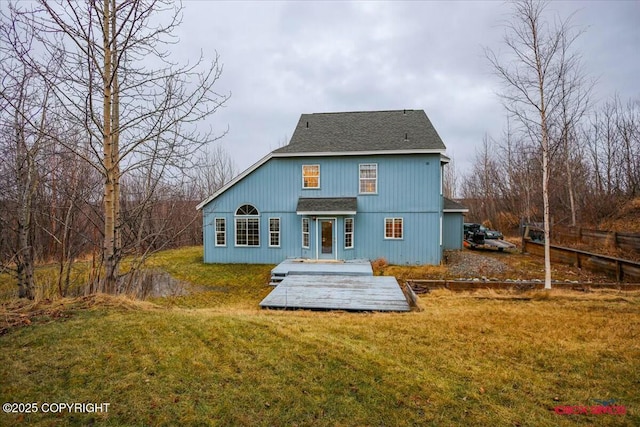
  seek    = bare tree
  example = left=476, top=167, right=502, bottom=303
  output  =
left=193, top=145, right=237, bottom=200
left=554, top=27, right=592, bottom=226
left=585, top=100, right=618, bottom=201
left=443, top=153, right=458, bottom=200
left=0, top=72, right=41, bottom=299
left=616, top=98, right=640, bottom=197
left=500, top=119, right=536, bottom=225
left=0, top=14, right=58, bottom=298
left=582, top=96, right=640, bottom=224
left=42, top=133, right=102, bottom=296
left=9, top=0, right=229, bottom=294
left=486, top=0, right=586, bottom=289
left=461, top=135, right=503, bottom=225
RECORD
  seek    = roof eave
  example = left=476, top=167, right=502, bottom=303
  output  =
left=296, top=211, right=357, bottom=215
left=273, top=148, right=446, bottom=158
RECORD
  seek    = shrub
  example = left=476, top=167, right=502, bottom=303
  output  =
left=371, top=258, right=388, bottom=275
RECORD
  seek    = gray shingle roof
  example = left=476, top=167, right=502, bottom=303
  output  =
left=443, top=197, right=468, bottom=212
left=274, top=109, right=446, bottom=154
left=296, top=197, right=358, bottom=214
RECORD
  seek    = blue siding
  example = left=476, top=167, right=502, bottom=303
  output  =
left=443, top=212, right=464, bottom=250
left=352, top=212, right=441, bottom=264
left=202, top=154, right=444, bottom=265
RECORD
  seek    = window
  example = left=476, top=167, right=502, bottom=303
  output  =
left=215, top=218, right=226, bottom=246
left=236, top=204, right=259, bottom=216
left=359, top=163, right=377, bottom=193
left=235, top=204, right=259, bottom=246
left=302, top=164, right=320, bottom=188
left=385, top=218, right=403, bottom=239
left=302, top=218, right=310, bottom=248
left=269, top=218, right=280, bottom=247
left=344, top=218, right=354, bottom=249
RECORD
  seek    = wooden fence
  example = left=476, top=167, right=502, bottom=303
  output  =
left=522, top=239, right=640, bottom=282
left=553, top=226, right=640, bottom=253
left=407, top=279, right=640, bottom=293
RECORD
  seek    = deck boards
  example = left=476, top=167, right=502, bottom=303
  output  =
left=260, top=275, right=410, bottom=312
left=271, top=259, right=373, bottom=277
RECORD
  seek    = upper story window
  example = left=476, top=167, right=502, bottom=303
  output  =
left=359, top=163, right=377, bottom=194
left=235, top=204, right=260, bottom=246
left=302, top=164, right=320, bottom=188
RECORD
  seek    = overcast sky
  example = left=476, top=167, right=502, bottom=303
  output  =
left=174, top=0, right=640, bottom=175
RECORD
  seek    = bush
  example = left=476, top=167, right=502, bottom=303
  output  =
left=371, top=258, right=388, bottom=275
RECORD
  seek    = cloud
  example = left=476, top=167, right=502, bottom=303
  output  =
left=175, top=0, right=639, bottom=175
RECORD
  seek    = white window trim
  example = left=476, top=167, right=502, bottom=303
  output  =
left=344, top=218, right=354, bottom=249
left=359, top=163, right=378, bottom=194
left=235, top=217, right=260, bottom=247
left=269, top=217, right=281, bottom=248
left=214, top=217, right=226, bottom=247
left=384, top=217, right=403, bottom=240
left=302, top=164, right=320, bottom=189
left=302, top=218, right=310, bottom=248
left=315, top=217, right=337, bottom=260
left=234, top=204, right=260, bottom=247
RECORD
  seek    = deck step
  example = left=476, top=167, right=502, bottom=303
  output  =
left=269, top=272, right=287, bottom=286
left=271, top=259, right=373, bottom=278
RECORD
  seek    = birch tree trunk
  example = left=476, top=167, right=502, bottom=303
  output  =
left=485, top=0, right=588, bottom=290
left=101, top=0, right=117, bottom=293
left=15, top=110, right=37, bottom=299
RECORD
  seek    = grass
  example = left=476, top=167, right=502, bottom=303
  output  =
left=1, top=247, right=639, bottom=426
left=0, top=247, right=272, bottom=305
left=374, top=249, right=617, bottom=283
left=143, top=247, right=273, bottom=308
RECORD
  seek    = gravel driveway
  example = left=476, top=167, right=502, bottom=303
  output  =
left=445, top=250, right=510, bottom=279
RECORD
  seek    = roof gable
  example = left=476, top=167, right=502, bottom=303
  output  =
left=197, top=109, right=448, bottom=210
left=273, top=109, right=446, bottom=154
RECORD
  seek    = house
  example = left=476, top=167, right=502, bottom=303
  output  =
left=196, top=109, right=465, bottom=265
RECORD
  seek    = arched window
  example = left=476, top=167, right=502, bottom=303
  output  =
left=236, top=204, right=259, bottom=216
left=235, top=204, right=260, bottom=246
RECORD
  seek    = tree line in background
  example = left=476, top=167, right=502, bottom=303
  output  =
left=451, top=0, right=639, bottom=237
left=457, top=95, right=639, bottom=231
left=0, top=0, right=233, bottom=299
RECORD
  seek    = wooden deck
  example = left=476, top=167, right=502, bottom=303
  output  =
left=271, top=259, right=373, bottom=277
left=260, top=275, right=410, bottom=312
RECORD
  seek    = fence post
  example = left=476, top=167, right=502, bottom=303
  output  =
left=616, top=260, right=623, bottom=282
